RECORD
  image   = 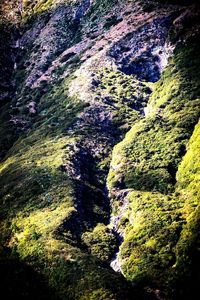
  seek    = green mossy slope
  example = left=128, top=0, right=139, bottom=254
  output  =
left=0, top=77, right=131, bottom=299
left=108, top=37, right=200, bottom=193
left=108, top=36, right=200, bottom=298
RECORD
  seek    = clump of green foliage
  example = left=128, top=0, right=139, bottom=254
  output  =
left=22, top=0, right=58, bottom=20
left=82, top=223, right=118, bottom=261
left=95, top=67, right=151, bottom=132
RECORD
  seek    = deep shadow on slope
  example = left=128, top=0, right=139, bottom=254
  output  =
left=0, top=252, right=58, bottom=300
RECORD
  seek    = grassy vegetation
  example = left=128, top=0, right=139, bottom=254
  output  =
left=108, top=37, right=200, bottom=193
left=115, top=125, right=200, bottom=295
left=0, top=29, right=137, bottom=300
left=0, top=72, right=133, bottom=299
left=172, top=120, right=200, bottom=298
left=108, top=36, right=200, bottom=297
left=22, top=0, right=59, bottom=20
left=95, top=67, right=151, bottom=132
left=82, top=223, right=118, bottom=261
left=119, top=191, right=183, bottom=282
left=0, top=78, right=84, bottom=262
left=81, top=0, right=124, bottom=39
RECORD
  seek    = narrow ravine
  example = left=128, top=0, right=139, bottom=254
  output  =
left=63, top=11, right=178, bottom=270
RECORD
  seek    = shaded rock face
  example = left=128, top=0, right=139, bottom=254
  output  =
left=0, top=1, right=200, bottom=300
left=75, top=0, right=92, bottom=21
left=109, top=16, right=175, bottom=82
left=20, top=4, right=82, bottom=87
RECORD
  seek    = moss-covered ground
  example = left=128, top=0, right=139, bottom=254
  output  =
left=108, top=35, right=200, bottom=298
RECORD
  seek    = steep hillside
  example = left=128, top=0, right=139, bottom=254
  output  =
left=0, top=1, right=200, bottom=299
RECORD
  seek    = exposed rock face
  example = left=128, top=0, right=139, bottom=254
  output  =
left=0, top=1, right=200, bottom=300
left=109, top=16, right=175, bottom=82
left=75, top=0, right=92, bottom=21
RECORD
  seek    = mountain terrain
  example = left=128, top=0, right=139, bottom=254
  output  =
left=0, top=0, right=200, bottom=299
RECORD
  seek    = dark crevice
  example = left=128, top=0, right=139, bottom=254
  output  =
left=60, top=52, right=76, bottom=63
left=167, top=163, right=177, bottom=185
